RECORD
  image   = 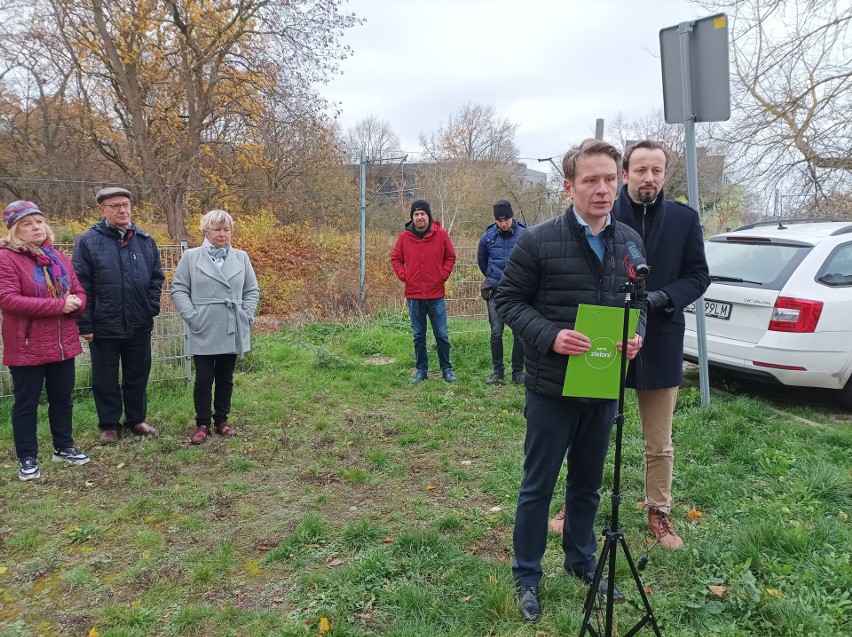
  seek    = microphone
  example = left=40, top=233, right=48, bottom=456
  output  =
left=623, top=242, right=650, bottom=281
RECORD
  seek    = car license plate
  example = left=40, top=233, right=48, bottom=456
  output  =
left=684, top=299, right=732, bottom=320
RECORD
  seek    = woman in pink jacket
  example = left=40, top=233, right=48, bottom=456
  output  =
left=0, top=201, right=90, bottom=481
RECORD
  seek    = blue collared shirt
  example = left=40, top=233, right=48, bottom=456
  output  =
left=573, top=210, right=611, bottom=262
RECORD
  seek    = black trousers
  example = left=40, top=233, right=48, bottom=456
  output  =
left=193, top=354, right=237, bottom=427
left=512, top=391, right=616, bottom=586
left=89, top=330, right=152, bottom=431
left=10, top=358, right=76, bottom=459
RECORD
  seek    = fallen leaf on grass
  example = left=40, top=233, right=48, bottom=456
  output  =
left=327, top=557, right=346, bottom=568
left=84, top=481, right=94, bottom=487
left=644, top=586, right=653, bottom=594
left=488, top=506, right=502, bottom=513
left=688, top=506, right=704, bottom=521
left=635, top=502, right=645, bottom=511
left=460, top=595, right=472, bottom=602
left=708, top=585, right=727, bottom=597
left=766, top=588, right=782, bottom=598
left=355, top=611, right=373, bottom=620
left=116, top=463, right=125, bottom=469
left=256, top=545, right=270, bottom=551
left=142, top=550, right=150, bottom=560
left=426, top=485, right=436, bottom=491
left=0, top=567, right=7, bottom=575
left=318, top=617, right=330, bottom=634
left=839, top=510, right=848, bottom=521
left=88, top=629, right=99, bottom=637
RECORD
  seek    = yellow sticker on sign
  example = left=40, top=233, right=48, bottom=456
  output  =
left=714, top=16, right=727, bottom=29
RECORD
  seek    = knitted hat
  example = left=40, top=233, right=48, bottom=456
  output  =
left=410, top=199, right=432, bottom=220
left=493, top=199, right=514, bottom=220
left=96, top=186, right=132, bottom=205
left=3, top=200, right=43, bottom=228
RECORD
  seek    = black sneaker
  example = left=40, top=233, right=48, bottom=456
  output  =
left=517, top=585, right=541, bottom=623
left=512, top=372, right=525, bottom=384
left=18, top=456, right=41, bottom=481
left=486, top=372, right=504, bottom=385
left=442, top=369, right=457, bottom=383
left=410, top=370, right=428, bottom=384
left=52, top=447, right=91, bottom=465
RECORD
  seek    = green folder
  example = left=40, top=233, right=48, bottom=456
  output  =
left=562, top=304, right=639, bottom=399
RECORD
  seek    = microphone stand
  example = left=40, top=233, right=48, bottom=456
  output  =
left=578, top=280, right=662, bottom=637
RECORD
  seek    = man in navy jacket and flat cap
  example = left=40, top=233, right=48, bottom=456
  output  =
left=73, top=186, right=164, bottom=443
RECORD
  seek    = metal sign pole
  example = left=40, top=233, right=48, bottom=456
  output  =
left=678, top=21, right=711, bottom=407
left=359, top=148, right=367, bottom=308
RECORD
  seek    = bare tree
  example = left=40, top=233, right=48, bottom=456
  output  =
left=343, top=115, right=401, bottom=163
left=696, top=0, right=852, bottom=213
left=420, top=102, right=518, bottom=163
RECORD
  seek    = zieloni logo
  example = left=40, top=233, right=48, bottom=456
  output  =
left=585, top=337, right=618, bottom=370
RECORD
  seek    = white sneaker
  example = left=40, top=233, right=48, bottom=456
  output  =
left=18, top=456, right=41, bottom=481
left=52, top=447, right=91, bottom=465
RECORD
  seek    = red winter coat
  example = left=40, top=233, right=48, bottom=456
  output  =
left=0, top=243, right=86, bottom=367
left=390, top=220, right=456, bottom=299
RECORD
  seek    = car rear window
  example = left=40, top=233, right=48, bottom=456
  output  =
left=705, top=240, right=811, bottom=289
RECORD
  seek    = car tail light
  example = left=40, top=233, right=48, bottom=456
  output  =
left=767, top=297, right=823, bottom=332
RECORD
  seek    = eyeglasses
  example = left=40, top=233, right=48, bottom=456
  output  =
left=103, top=202, right=131, bottom=211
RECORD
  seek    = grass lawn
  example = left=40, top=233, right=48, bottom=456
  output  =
left=0, top=312, right=850, bottom=637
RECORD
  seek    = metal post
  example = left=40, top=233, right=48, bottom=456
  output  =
left=679, top=20, right=711, bottom=407
left=180, top=239, right=191, bottom=382
left=359, top=148, right=367, bottom=308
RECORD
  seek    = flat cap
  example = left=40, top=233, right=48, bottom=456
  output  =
left=96, top=186, right=132, bottom=204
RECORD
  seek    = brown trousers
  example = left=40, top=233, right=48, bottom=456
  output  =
left=637, top=387, right=679, bottom=513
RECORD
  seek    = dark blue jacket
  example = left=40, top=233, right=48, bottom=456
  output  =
left=494, top=209, right=647, bottom=398
left=612, top=186, right=709, bottom=389
left=477, top=220, right=527, bottom=288
left=72, top=220, right=165, bottom=339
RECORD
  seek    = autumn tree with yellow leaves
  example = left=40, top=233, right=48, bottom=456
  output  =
left=0, top=0, right=359, bottom=239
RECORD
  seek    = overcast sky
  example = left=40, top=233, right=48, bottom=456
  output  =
left=322, top=0, right=707, bottom=169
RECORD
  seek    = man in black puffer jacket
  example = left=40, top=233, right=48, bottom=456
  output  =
left=73, top=187, right=164, bottom=443
left=494, top=139, right=647, bottom=623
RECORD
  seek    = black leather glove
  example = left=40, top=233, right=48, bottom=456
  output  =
left=646, top=290, right=672, bottom=313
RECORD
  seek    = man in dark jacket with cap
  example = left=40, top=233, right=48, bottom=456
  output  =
left=612, top=140, right=709, bottom=549
left=495, top=139, right=647, bottom=623
left=477, top=199, right=526, bottom=384
left=391, top=199, right=457, bottom=383
left=73, top=186, right=164, bottom=442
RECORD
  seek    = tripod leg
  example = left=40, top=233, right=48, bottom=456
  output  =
left=617, top=535, right=663, bottom=637
left=578, top=534, right=615, bottom=637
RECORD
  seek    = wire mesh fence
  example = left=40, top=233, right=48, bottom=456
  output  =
left=0, top=244, right=188, bottom=399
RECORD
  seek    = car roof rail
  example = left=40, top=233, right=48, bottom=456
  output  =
left=733, top=218, right=850, bottom=231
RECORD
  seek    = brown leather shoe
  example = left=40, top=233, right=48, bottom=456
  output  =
left=549, top=505, right=566, bottom=534
left=648, top=505, right=684, bottom=549
left=215, top=422, right=237, bottom=437
left=99, top=429, right=119, bottom=443
left=190, top=426, right=209, bottom=444
left=128, top=422, right=157, bottom=436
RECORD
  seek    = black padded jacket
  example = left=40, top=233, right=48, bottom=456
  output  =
left=494, top=209, right=648, bottom=399
left=72, top=220, right=164, bottom=339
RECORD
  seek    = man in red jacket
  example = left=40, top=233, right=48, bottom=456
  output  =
left=391, top=200, right=457, bottom=383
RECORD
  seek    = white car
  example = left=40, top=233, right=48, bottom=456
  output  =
left=683, top=219, right=852, bottom=408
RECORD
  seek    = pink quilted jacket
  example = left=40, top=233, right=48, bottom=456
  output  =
left=0, top=243, right=86, bottom=367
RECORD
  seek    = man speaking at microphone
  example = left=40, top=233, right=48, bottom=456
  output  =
left=494, top=139, right=648, bottom=623
left=613, top=140, right=709, bottom=550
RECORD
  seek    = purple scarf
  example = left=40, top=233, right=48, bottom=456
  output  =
left=32, top=243, right=72, bottom=298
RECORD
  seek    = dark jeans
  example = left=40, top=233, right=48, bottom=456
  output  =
left=89, top=330, right=152, bottom=431
left=487, top=296, right=524, bottom=375
left=512, top=390, right=616, bottom=586
left=10, top=358, right=76, bottom=458
left=407, top=298, right=452, bottom=373
left=193, top=354, right=237, bottom=427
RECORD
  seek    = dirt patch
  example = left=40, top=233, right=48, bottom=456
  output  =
left=364, top=356, right=396, bottom=365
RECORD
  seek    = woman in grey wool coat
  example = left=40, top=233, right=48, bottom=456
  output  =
left=171, top=210, right=260, bottom=444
